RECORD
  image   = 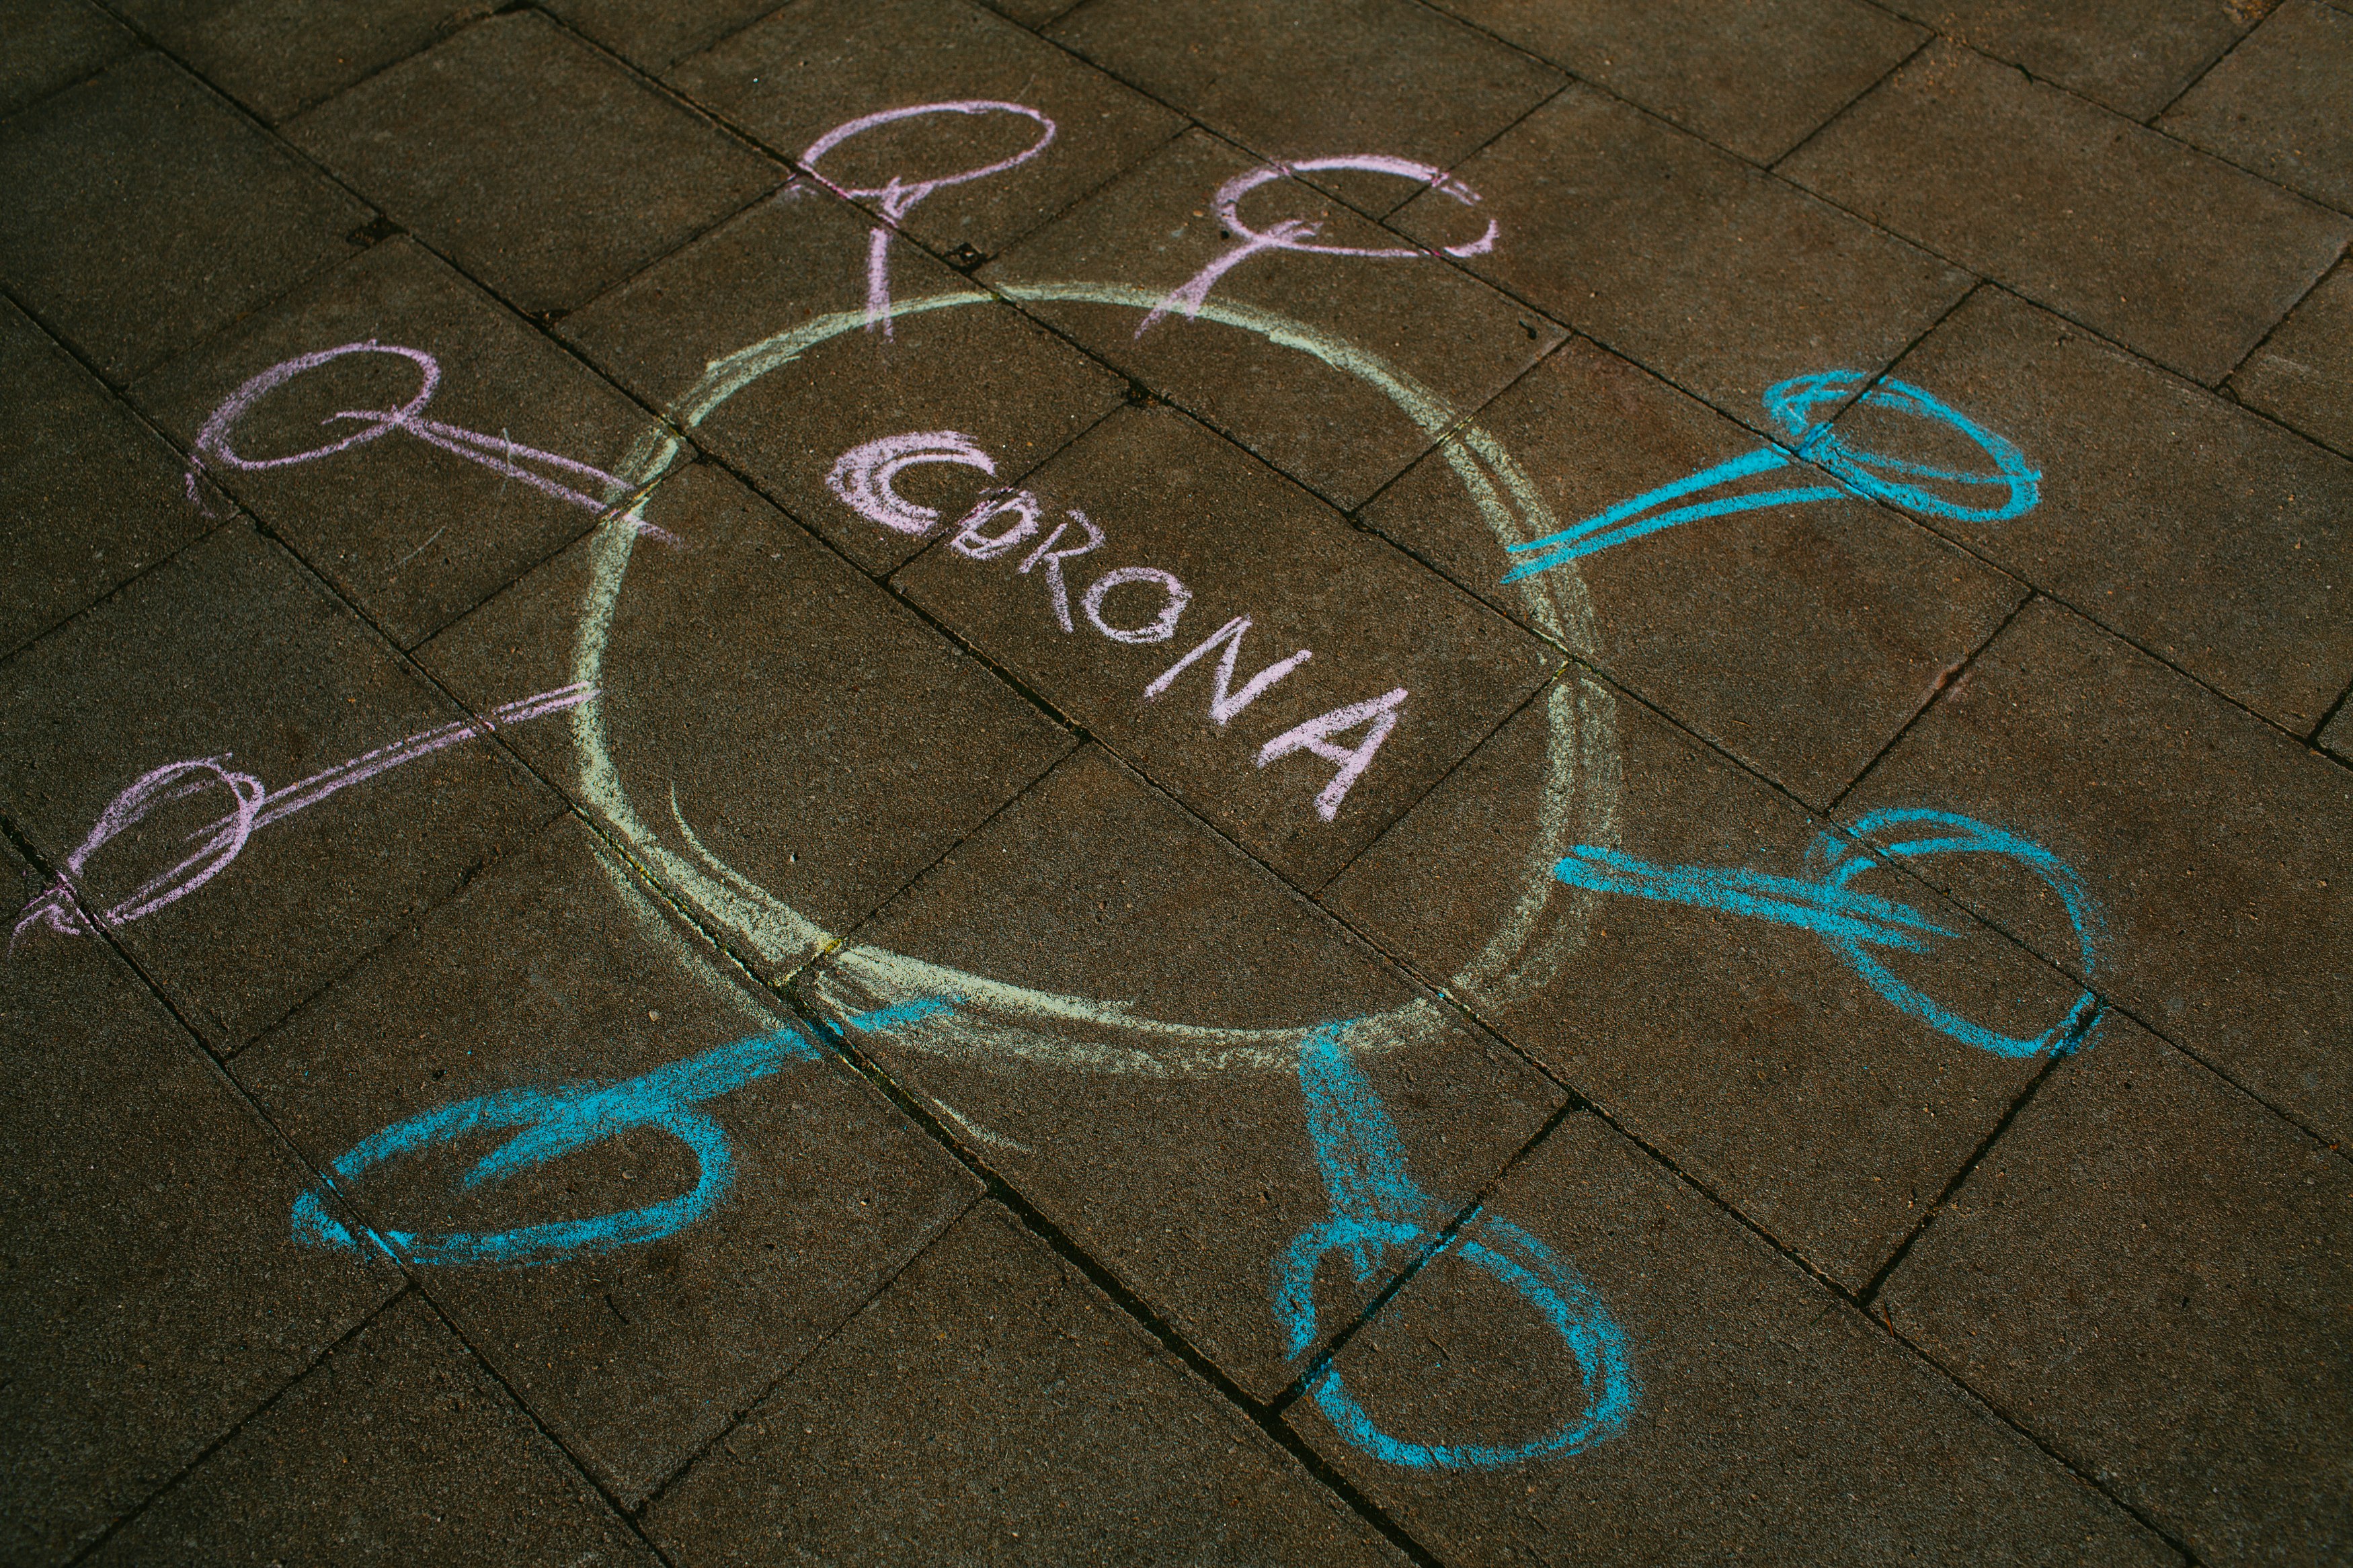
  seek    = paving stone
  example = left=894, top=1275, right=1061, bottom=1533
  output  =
left=561, top=187, right=1127, bottom=576
left=0, top=52, right=366, bottom=382
left=417, top=460, right=1072, bottom=966
left=1326, top=677, right=2087, bottom=1290
left=1782, top=41, right=2352, bottom=386
left=2231, top=257, right=2353, bottom=456
left=0, top=835, right=399, bottom=1565
left=1430, top=0, right=1924, bottom=165
left=1285, top=1114, right=2171, bottom=1567
left=891, top=405, right=1559, bottom=886
left=0, top=523, right=561, bottom=1050
left=233, top=816, right=982, bottom=1502
left=668, top=0, right=1182, bottom=261
left=110, top=0, right=483, bottom=123
left=1362, top=337, right=2025, bottom=804
left=286, top=13, right=780, bottom=317
left=979, top=0, right=1076, bottom=26
left=1880, top=0, right=2251, bottom=118
left=86, top=1294, right=655, bottom=1565
left=0, top=0, right=133, bottom=120
left=1396, top=84, right=1970, bottom=430
left=2325, top=699, right=2353, bottom=757
left=983, top=128, right=1568, bottom=510
left=649, top=1204, right=1404, bottom=1564
left=541, top=0, right=774, bottom=75
left=1840, top=598, right=2353, bottom=1147
left=0, top=298, right=216, bottom=660
left=803, top=749, right=1563, bottom=1398
left=1858, top=286, right=2353, bottom=733
left=1883, top=1014, right=2351, bottom=1564
left=1048, top=0, right=1564, bottom=216
left=2164, top=0, right=2353, bottom=211
left=130, top=239, right=658, bottom=649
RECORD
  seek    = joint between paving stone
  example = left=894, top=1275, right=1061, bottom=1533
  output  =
left=61, top=1284, right=422, bottom=1568
left=771, top=979, right=1451, bottom=1568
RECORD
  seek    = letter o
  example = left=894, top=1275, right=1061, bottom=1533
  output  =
left=1081, top=566, right=1191, bottom=645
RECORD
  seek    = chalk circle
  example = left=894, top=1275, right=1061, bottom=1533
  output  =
left=196, top=341, right=440, bottom=473
left=1764, top=370, right=2040, bottom=526
left=1818, top=808, right=2101, bottom=1060
left=573, top=284, right=1621, bottom=1078
left=801, top=100, right=1055, bottom=210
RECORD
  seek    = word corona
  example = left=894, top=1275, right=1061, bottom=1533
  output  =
left=829, top=429, right=1408, bottom=821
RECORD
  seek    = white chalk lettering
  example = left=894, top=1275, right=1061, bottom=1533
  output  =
left=826, top=431, right=996, bottom=535
left=949, top=489, right=1045, bottom=559
left=1258, top=688, right=1408, bottom=821
left=1016, top=511, right=1105, bottom=633
left=1142, top=615, right=1312, bottom=725
left=1083, top=566, right=1191, bottom=645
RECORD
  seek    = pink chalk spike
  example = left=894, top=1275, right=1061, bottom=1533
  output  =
left=1140, top=155, right=1497, bottom=336
left=866, top=224, right=897, bottom=338
left=799, top=101, right=1056, bottom=329
left=12, top=684, right=600, bottom=950
left=800, top=100, right=1057, bottom=207
left=188, top=341, right=676, bottom=546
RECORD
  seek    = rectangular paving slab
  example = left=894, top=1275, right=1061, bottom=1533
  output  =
left=286, top=13, right=781, bottom=317
left=0, top=522, right=563, bottom=1051
left=802, top=747, right=1564, bottom=1399
left=1433, top=0, right=1925, bottom=164
left=1047, top=0, right=1564, bottom=217
left=0, top=51, right=366, bottom=381
left=0, top=837, right=399, bottom=1565
left=1840, top=597, right=2353, bottom=1149
left=1326, top=676, right=2086, bottom=1291
left=0, top=0, right=134, bottom=119
left=86, top=1294, right=655, bottom=1566
left=559, top=184, right=1127, bottom=577
left=667, top=0, right=1182, bottom=264
left=133, top=237, right=665, bottom=650
left=1283, top=1113, right=2173, bottom=1567
left=1397, top=82, right=1971, bottom=434
left=889, top=403, right=1560, bottom=887
left=649, top=1203, right=1405, bottom=1564
left=416, top=458, right=1076, bottom=964
left=542, top=0, right=774, bottom=74
left=0, top=296, right=216, bottom=660
left=1876, top=0, right=2251, bottom=118
left=232, top=815, right=982, bottom=1503
left=1361, top=335, right=2026, bottom=806
left=2160, top=0, right=2353, bottom=212
left=2230, top=257, right=2353, bottom=459
left=1853, top=284, right=2353, bottom=735
left=982, top=128, right=1568, bottom=511
left=1780, top=41, right=2352, bottom=385
left=109, top=0, right=484, bottom=123
left=1882, top=1012, right=2352, bottom=1564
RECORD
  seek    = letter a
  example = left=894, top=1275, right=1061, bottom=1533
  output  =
left=1142, top=615, right=1312, bottom=725
left=1257, top=688, right=1406, bottom=821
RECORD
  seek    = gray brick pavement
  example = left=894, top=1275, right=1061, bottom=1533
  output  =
left=2, top=0, right=2346, bottom=1561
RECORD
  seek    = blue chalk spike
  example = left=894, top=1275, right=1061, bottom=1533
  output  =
left=1506, top=446, right=1792, bottom=557
left=1554, top=811, right=2100, bottom=1059
left=1552, top=846, right=1957, bottom=952
left=294, top=997, right=960, bottom=1267
left=1502, top=369, right=2038, bottom=585
left=1273, top=1021, right=1638, bottom=1469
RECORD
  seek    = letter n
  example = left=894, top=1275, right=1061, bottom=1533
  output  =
left=1143, top=615, right=1312, bottom=725
left=1258, top=688, right=1406, bottom=821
